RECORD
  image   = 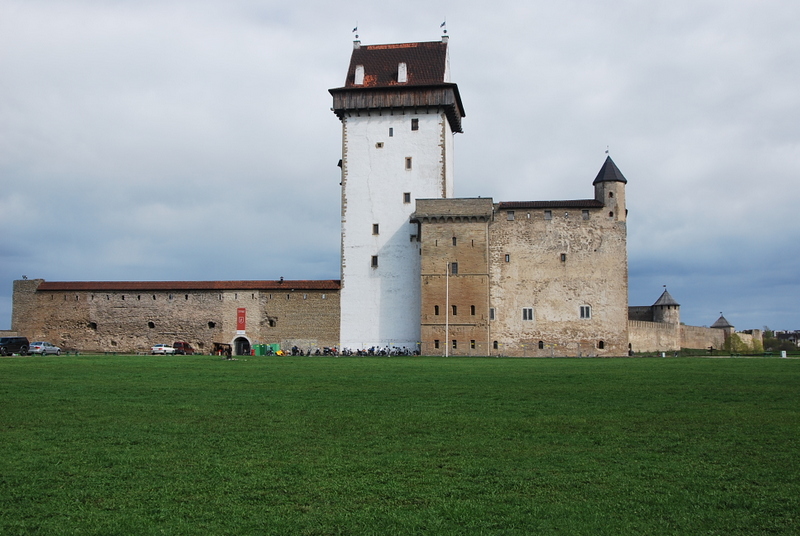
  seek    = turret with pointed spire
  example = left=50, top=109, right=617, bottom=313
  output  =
left=652, top=288, right=680, bottom=324
left=593, top=155, right=627, bottom=223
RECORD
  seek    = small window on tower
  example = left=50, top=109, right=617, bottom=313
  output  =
left=389, top=127, right=394, bottom=137
left=373, top=223, right=379, bottom=235
left=544, top=210, right=553, bottom=220
left=434, top=305, right=440, bottom=316
left=411, top=118, right=419, bottom=131
left=582, top=210, right=590, bottom=220
left=371, top=255, right=379, bottom=268
left=450, top=262, right=458, bottom=275
left=561, top=253, right=567, bottom=262
left=507, top=211, right=515, bottom=221
left=580, top=305, right=592, bottom=319
left=452, top=236, right=457, bottom=246
left=403, top=192, right=411, bottom=203
left=375, top=142, right=384, bottom=149
left=405, top=157, right=412, bottom=170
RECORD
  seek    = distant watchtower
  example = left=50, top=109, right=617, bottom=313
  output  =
left=330, top=36, right=465, bottom=350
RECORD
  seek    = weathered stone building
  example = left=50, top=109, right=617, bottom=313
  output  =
left=8, top=35, right=756, bottom=356
left=12, top=279, right=339, bottom=354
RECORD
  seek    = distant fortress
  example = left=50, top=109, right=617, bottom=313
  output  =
left=8, top=36, right=761, bottom=356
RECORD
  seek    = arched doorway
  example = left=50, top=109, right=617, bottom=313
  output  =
left=234, top=337, right=251, bottom=356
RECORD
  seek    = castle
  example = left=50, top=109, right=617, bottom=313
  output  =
left=8, top=36, right=757, bottom=356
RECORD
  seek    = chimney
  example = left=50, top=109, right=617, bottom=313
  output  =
left=353, top=40, right=361, bottom=49
left=441, top=35, right=449, bottom=44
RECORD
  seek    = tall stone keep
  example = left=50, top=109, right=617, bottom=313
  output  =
left=330, top=36, right=465, bottom=349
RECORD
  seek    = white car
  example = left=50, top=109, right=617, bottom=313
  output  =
left=30, top=342, right=61, bottom=355
left=151, top=344, right=176, bottom=355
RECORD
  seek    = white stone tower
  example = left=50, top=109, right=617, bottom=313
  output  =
left=330, top=36, right=465, bottom=350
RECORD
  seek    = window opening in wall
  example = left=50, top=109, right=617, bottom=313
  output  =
left=561, top=253, right=567, bottom=262
left=137, top=295, right=141, bottom=300
left=89, top=322, right=97, bottom=330
left=505, top=254, right=510, bottom=263
left=106, top=295, right=109, bottom=300
left=411, top=118, right=419, bottom=131
left=544, top=210, right=552, bottom=220
left=371, top=255, right=379, bottom=268
left=153, top=295, right=157, bottom=300
left=389, top=127, right=393, bottom=137
left=375, top=142, right=384, bottom=148
left=527, top=212, right=531, bottom=219
left=434, top=305, right=440, bottom=316
left=489, top=307, right=495, bottom=320
left=523, top=307, right=534, bottom=321
left=121, top=295, right=125, bottom=300
left=450, top=262, right=458, bottom=275
left=507, top=211, right=515, bottom=221
left=609, top=191, right=614, bottom=198
left=434, top=340, right=440, bottom=349
left=251, top=294, right=255, bottom=299
left=471, top=239, right=474, bottom=247
left=322, top=294, right=327, bottom=299
left=287, top=294, right=290, bottom=299
left=373, top=223, right=379, bottom=235
left=170, top=294, right=174, bottom=300
left=452, top=340, right=457, bottom=349
left=582, top=210, right=590, bottom=220
left=405, top=157, right=412, bottom=170
left=452, top=236, right=457, bottom=246
left=303, top=294, right=308, bottom=299
left=470, top=305, right=476, bottom=316
left=471, top=340, right=476, bottom=349
left=493, top=340, right=498, bottom=350
left=609, top=211, right=614, bottom=217
left=148, top=321, right=155, bottom=329
left=208, top=321, right=216, bottom=328
left=598, top=340, right=605, bottom=349
left=452, top=305, right=458, bottom=316
left=539, top=340, right=544, bottom=349
left=580, top=305, right=592, bottom=319
left=403, top=192, right=411, bottom=203
left=354, top=64, right=365, bottom=85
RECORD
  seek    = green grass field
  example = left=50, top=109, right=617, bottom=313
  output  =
left=1, top=355, right=798, bottom=535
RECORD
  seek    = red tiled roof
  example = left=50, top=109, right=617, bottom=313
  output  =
left=36, top=280, right=341, bottom=291
left=344, top=41, right=448, bottom=88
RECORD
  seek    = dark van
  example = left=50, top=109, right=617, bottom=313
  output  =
left=0, top=337, right=30, bottom=356
left=173, top=342, right=195, bottom=355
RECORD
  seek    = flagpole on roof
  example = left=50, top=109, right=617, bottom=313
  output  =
left=440, top=19, right=447, bottom=34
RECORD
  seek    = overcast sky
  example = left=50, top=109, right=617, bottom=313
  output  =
left=2, top=0, right=798, bottom=332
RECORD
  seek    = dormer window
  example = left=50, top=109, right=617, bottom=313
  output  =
left=398, top=62, right=407, bottom=83
left=354, top=65, right=365, bottom=85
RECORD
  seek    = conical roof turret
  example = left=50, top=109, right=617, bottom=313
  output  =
left=593, top=155, right=628, bottom=185
left=653, top=289, right=679, bottom=307
left=711, top=314, right=733, bottom=329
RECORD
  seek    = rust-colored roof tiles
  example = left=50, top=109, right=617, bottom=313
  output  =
left=344, top=41, right=448, bottom=88
left=37, top=280, right=340, bottom=292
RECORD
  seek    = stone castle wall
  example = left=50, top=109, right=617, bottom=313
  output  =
left=12, top=279, right=340, bottom=353
left=680, top=325, right=727, bottom=351
left=628, top=320, right=681, bottom=352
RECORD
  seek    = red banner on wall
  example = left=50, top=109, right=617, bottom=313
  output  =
left=237, top=308, right=246, bottom=331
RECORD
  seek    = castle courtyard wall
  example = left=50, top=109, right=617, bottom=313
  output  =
left=12, top=279, right=340, bottom=354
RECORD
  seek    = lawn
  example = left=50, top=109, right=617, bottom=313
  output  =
left=1, top=355, right=798, bottom=535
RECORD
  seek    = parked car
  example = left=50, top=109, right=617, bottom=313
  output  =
left=30, top=342, right=61, bottom=355
left=151, top=344, right=176, bottom=355
left=173, top=342, right=195, bottom=355
left=0, top=337, right=30, bottom=356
